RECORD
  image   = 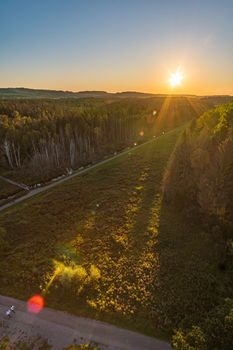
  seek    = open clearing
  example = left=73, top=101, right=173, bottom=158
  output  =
left=0, top=125, right=227, bottom=342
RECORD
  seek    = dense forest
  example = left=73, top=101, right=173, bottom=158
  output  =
left=163, top=103, right=233, bottom=349
left=0, top=96, right=210, bottom=184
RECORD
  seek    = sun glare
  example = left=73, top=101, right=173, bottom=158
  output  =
left=168, top=70, right=184, bottom=88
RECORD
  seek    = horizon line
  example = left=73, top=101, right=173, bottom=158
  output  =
left=0, top=87, right=232, bottom=97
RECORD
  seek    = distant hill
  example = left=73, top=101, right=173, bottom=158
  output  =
left=0, top=88, right=76, bottom=99
left=115, top=91, right=155, bottom=98
left=200, top=95, right=233, bottom=106
left=0, top=87, right=156, bottom=99
left=1, top=87, right=232, bottom=102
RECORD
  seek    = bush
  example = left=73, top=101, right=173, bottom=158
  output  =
left=172, top=299, right=233, bottom=350
left=89, top=265, right=101, bottom=281
left=172, top=327, right=206, bottom=350
left=63, top=344, right=100, bottom=350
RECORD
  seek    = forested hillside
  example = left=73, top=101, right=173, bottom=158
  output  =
left=0, top=96, right=209, bottom=185
left=163, top=103, right=233, bottom=349
left=0, top=87, right=153, bottom=99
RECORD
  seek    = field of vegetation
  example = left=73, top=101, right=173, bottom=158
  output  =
left=0, top=120, right=231, bottom=349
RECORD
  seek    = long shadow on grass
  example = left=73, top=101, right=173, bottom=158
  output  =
left=150, top=195, right=225, bottom=333
left=129, top=155, right=166, bottom=256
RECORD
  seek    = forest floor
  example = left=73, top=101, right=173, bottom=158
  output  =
left=0, top=125, right=228, bottom=343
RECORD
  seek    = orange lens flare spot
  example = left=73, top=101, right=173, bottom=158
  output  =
left=27, top=294, right=44, bottom=314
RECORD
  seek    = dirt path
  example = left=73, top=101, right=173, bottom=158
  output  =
left=0, top=295, right=171, bottom=350
left=0, top=136, right=160, bottom=213
left=0, top=175, right=29, bottom=191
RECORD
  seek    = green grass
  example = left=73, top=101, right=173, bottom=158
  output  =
left=0, top=126, right=230, bottom=341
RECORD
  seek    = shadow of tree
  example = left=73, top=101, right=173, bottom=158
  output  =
left=150, top=195, right=231, bottom=332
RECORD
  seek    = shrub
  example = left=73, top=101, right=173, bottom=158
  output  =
left=63, top=344, right=100, bottom=350
left=172, top=327, right=206, bottom=350
left=172, top=299, right=233, bottom=350
left=89, top=265, right=101, bottom=281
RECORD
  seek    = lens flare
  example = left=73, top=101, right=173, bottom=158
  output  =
left=27, top=294, right=44, bottom=314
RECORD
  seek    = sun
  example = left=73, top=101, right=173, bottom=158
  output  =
left=168, top=70, right=184, bottom=88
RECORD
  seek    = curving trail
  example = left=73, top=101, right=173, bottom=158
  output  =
left=0, top=295, right=171, bottom=350
left=0, top=175, right=29, bottom=191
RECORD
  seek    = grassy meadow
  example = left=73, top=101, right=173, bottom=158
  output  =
left=0, top=125, right=229, bottom=340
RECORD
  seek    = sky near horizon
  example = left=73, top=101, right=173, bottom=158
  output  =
left=1, top=0, right=233, bottom=95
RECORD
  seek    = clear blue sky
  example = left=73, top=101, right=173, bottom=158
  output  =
left=1, top=0, right=232, bottom=94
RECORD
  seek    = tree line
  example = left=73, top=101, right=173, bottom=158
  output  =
left=163, top=102, right=233, bottom=349
left=0, top=97, right=209, bottom=180
left=163, top=102, right=233, bottom=243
